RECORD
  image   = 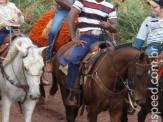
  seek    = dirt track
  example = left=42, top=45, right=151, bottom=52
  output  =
left=0, top=73, right=161, bottom=122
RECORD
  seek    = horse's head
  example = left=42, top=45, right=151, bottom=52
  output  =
left=129, top=51, right=151, bottom=104
left=16, top=42, right=46, bottom=100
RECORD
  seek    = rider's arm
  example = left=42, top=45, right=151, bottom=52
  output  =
left=67, top=7, right=80, bottom=40
left=55, top=0, right=73, bottom=10
left=99, top=19, right=118, bottom=33
left=134, top=17, right=149, bottom=49
left=107, top=19, right=118, bottom=33
left=134, top=38, right=145, bottom=49
left=13, top=5, right=24, bottom=24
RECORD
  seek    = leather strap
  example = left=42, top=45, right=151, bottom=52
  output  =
left=93, top=73, right=127, bottom=97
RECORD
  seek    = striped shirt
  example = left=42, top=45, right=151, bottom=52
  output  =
left=137, top=15, right=163, bottom=44
left=73, top=0, right=117, bottom=32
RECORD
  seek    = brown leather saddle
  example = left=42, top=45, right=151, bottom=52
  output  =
left=59, top=41, right=114, bottom=75
left=0, top=33, right=22, bottom=63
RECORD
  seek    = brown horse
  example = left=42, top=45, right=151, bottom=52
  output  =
left=121, top=73, right=163, bottom=122
left=49, top=42, right=150, bottom=122
left=137, top=73, right=163, bottom=122
left=121, top=56, right=163, bottom=122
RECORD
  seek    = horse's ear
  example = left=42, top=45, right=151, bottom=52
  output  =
left=139, top=51, right=145, bottom=61
left=38, top=46, right=47, bottom=55
left=15, top=43, right=27, bottom=56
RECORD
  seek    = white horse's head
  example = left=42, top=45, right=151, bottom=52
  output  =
left=6, top=37, right=46, bottom=100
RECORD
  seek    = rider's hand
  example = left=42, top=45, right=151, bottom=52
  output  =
left=17, top=11, right=22, bottom=16
left=2, top=21, right=12, bottom=27
left=71, top=37, right=87, bottom=48
left=99, top=21, right=110, bottom=29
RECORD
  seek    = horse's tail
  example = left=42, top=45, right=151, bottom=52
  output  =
left=49, top=72, right=58, bottom=96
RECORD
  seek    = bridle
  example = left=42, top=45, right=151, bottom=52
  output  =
left=127, top=52, right=151, bottom=110
left=0, top=46, right=42, bottom=103
left=129, top=53, right=151, bottom=92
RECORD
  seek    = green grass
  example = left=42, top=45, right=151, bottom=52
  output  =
left=11, top=0, right=151, bottom=43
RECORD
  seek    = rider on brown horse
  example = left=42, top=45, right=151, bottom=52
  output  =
left=65, top=0, right=118, bottom=106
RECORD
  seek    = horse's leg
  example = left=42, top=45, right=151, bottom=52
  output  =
left=65, top=106, right=79, bottom=122
left=120, top=106, right=128, bottom=122
left=1, top=96, right=12, bottom=122
left=137, top=109, right=148, bottom=122
left=40, top=84, right=45, bottom=98
left=110, top=107, right=123, bottom=122
left=24, top=99, right=36, bottom=122
left=49, top=73, right=58, bottom=95
left=89, top=104, right=98, bottom=122
left=161, top=112, right=163, bottom=122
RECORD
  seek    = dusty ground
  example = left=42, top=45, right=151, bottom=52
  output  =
left=0, top=73, right=161, bottom=122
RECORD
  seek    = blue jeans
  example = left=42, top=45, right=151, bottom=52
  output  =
left=145, top=45, right=163, bottom=55
left=66, top=34, right=116, bottom=89
left=0, top=28, right=9, bottom=46
left=46, top=9, right=69, bottom=62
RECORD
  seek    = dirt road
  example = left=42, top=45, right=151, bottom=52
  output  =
left=0, top=73, right=161, bottom=122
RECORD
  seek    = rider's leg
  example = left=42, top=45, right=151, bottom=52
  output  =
left=66, top=35, right=100, bottom=106
left=145, top=45, right=160, bottom=55
left=0, top=28, right=9, bottom=46
left=45, top=9, right=69, bottom=72
left=42, top=9, right=69, bottom=86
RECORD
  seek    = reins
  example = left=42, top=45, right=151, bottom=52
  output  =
left=88, top=50, right=127, bottom=97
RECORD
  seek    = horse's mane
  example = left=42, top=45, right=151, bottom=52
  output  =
left=3, top=37, right=33, bottom=68
left=115, top=43, right=134, bottom=50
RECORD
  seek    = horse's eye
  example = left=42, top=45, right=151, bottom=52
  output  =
left=24, top=67, right=29, bottom=72
left=42, top=66, right=45, bottom=71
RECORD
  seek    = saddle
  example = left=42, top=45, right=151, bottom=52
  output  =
left=59, top=41, right=114, bottom=76
left=62, top=41, right=114, bottom=107
left=0, top=33, right=22, bottom=63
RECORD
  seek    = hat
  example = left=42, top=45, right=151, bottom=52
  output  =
left=148, top=0, right=163, bottom=7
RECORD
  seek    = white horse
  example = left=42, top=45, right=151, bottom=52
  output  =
left=0, top=37, right=46, bottom=122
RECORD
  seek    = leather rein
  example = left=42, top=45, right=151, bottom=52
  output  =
left=0, top=46, right=41, bottom=104
left=87, top=50, right=127, bottom=97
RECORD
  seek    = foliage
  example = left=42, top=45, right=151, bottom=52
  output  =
left=110, top=0, right=151, bottom=44
left=10, top=0, right=151, bottom=43
left=10, top=0, right=54, bottom=34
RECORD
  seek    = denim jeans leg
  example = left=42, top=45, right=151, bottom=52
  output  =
left=105, top=35, right=117, bottom=47
left=66, top=35, right=100, bottom=89
left=46, top=9, right=69, bottom=62
left=145, top=45, right=159, bottom=55
left=0, top=29, right=9, bottom=46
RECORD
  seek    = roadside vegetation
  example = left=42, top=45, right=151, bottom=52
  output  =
left=11, top=0, right=151, bottom=44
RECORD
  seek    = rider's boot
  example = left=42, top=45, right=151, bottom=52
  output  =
left=65, top=88, right=81, bottom=108
left=65, top=77, right=81, bottom=108
left=46, top=60, right=53, bottom=73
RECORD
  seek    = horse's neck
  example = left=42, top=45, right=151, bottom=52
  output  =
left=5, top=52, right=26, bottom=85
left=114, top=48, right=138, bottom=62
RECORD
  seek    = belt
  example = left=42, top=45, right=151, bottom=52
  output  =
left=149, top=42, right=163, bottom=46
left=80, top=30, right=102, bottom=36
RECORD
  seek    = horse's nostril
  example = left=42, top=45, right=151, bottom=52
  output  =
left=30, top=95, right=32, bottom=99
left=30, top=94, right=41, bottom=100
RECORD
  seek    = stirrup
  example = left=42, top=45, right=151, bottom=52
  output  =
left=46, top=61, right=53, bottom=72
left=41, top=76, right=50, bottom=86
left=65, top=89, right=81, bottom=108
